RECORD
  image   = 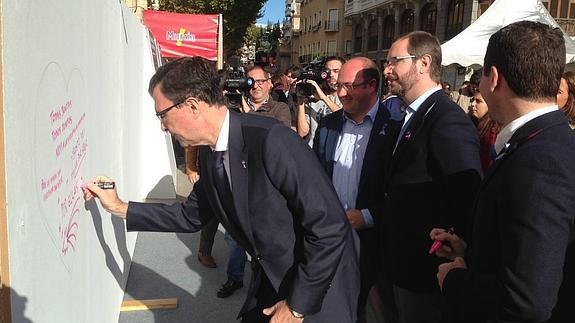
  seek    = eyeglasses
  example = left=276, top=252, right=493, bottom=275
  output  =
left=383, top=55, right=417, bottom=68
left=156, top=100, right=183, bottom=120
left=336, top=80, right=369, bottom=92
left=253, top=79, right=269, bottom=86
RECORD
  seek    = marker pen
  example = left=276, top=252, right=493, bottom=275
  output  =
left=96, top=182, right=115, bottom=189
left=81, top=182, right=115, bottom=189
left=429, top=227, right=454, bottom=254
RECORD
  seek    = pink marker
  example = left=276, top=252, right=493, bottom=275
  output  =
left=428, top=240, right=443, bottom=254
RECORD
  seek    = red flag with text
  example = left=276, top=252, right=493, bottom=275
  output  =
left=143, top=10, right=219, bottom=60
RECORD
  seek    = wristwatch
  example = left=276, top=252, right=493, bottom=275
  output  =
left=290, top=309, right=304, bottom=319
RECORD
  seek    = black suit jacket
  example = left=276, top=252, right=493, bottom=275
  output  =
left=443, top=110, right=575, bottom=323
left=127, top=111, right=360, bottom=322
left=382, top=90, right=482, bottom=292
left=313, top=101, right=391, bottom=253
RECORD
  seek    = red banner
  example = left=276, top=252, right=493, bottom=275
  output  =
left=143, top=10, right=219, bottom=60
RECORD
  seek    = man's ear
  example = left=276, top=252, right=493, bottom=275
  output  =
left=419, top=54, right=432, bottom=74
left=185, top=97, right=200, bottom=113
left=486, top=66, right=499, bottom=93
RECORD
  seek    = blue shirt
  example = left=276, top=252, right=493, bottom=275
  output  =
left=332, top=101, right=379, bottom=227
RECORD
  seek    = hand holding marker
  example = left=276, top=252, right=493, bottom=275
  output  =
left=81, top=181, right=115, bottom=190
left=429, top=227, right=454, bottom=254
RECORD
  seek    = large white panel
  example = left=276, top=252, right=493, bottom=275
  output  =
left=2, top=1, right=175, bottom=322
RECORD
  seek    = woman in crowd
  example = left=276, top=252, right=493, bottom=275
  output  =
left=556, top=70, right=575, bottom=129
left=468, top=89, right=500, bottom=171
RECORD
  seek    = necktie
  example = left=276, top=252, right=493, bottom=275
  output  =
left=212, top=151, right=237, bottom=223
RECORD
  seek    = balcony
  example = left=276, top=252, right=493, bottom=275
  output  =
left=299, top=54, right=313, bottom=64
left=557, top=18, right=575, bottom=37
left=324, top=20, right=339, bottom=31
left=311, top=22, right=321, bottom=32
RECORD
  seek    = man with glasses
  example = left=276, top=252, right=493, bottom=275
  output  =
left=381, top=31, right=482, bottom=323
left=313, top=56, right=397, bottom=323
left=214, top=64, right=293, bottom=299
left=241, top=65, right=291, bottom=128
left=83, top=57, right=360, bottom=322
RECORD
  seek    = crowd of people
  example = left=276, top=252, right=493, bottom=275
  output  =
left=83, top=20, right=575, bottom=323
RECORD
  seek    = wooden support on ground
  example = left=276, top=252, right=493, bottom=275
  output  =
left=120, top=298, right=178, bottom=312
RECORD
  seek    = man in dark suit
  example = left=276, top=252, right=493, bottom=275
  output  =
left=313, top=57, right=400, bottom=323
left=431, top=21, right=575, bottom=323
left=83, top=57, right=360, bottom=323
left=381, top=31, right=482, bottom=323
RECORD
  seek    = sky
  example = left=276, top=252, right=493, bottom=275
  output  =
left=256, top=0, right=285, bottom=25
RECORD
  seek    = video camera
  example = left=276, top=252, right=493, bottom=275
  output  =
left=295, top=64, right=329, bottom=98
left=223, top=56, right=254, bottom=110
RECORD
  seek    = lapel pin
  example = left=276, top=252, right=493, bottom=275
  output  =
left=379, top=123, right=388, bottom=135
left=404, top=131, right=412, bottom=140
left=241, top=160, right=247, bottom=169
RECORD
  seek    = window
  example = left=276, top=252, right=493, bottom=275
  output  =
left=445, top=0, right=465, bottom=40
left=354, top=23, right=363, bottom=53
left=327, top=40, right=337, bottom=56
left=345, top=40, right=353, bottom=55
left=401, top=9, right=415, bottom=34
left=368, top=19, right=378, bottom=51
left=421, top=3, right=437, bottom=34
left=382, top=15, right=395, bottom=49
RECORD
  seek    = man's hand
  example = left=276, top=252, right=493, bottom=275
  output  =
left=240, top=93, right=250, bottom=113
left=429, top=228, right=467, bottom=259
left=186, top=171, right=200, bottom=184
left=307, top=79, right=325, bottom=99
left=346, top=209, right=366, bottom=230
left=437, top=257, right=466, bottom=291
left=262, top=300, right=304, bottom=322
left=82, top=175, right=128, bottom=218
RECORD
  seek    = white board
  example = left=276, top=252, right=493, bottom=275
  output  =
left=1, top=0, right=175, bottom=322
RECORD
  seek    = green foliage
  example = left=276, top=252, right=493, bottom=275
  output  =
left=252, top=22, right=282, bottom=59
left=159, top=0, right=266, bottom=56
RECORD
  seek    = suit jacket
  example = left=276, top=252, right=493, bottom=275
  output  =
left=443, top=110, right=575, bottom=322
left=126, top=111, right=360, bottom=322
left=313, top=100, right=392, bottom=258
left=382, top=90, right=482, bottom=292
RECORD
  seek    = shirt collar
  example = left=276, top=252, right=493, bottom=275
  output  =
left=248, top=95, right=270, bottom=111
left=342, top=100, right=379, bottom=124
left=408, top=87, right=441, bottom=113
left=213, top=109, right=230, bottom=152
left=494, top=105, right=558, bottom=154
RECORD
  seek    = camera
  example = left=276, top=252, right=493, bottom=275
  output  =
left=222, top=57, right=254, bottom=110
left=296, top=66, right=329, bottom=98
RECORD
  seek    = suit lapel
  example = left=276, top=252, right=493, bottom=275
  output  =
left=481, top=110, right=565, bottom=188
left=387, top=91, right=439, bottom=179
left=357, top=103, right=389, bottom=200
left=324, top=110, right=345, bottom=178
left=227, top=112, right=255, bottom=250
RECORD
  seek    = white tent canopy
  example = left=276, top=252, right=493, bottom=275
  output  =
left=441, top=0, right=575, bottom=67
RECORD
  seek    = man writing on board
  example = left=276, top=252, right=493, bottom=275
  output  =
left=83, top=57, right=360, bottom=323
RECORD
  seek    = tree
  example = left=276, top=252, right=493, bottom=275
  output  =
left=159, top=0, right=266, bottom=57
left=252, top=22, right=282, bottom=64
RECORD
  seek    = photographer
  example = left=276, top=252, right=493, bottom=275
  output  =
left=241, top=65, right=292, bottom=128
left=296, top=57, right=345, bottom=147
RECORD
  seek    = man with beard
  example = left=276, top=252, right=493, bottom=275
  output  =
left=381, top=31, right=482, bottom=323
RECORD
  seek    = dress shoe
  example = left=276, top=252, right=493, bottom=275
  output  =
left=197, top=253, right=217, bottom=268
left=217, top=279, right=243, bottom=298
